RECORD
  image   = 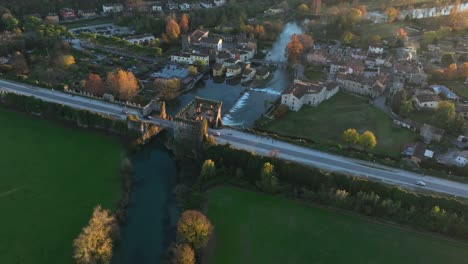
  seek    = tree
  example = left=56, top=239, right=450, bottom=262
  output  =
left=170, top=244, right=195, bottom=264
left=434, top=101, right=455, bottom=125
left=154, top=78, right=181, bottom=101
left=347, top=8, right=363, bottom=24
left=342, top=31, right=356, bottom=45
left=400, top=100, right=414, bottom=117
left=257, top=162, right=279, bottom=193
left=188, top=65, right=198, bottom=76
left=385, top=7, right=399, bottom=22
left=342, top=128, right=360, bottom=146
left=73, top=206, right=118, bottom=264
left=285, top=34, right=304, bottom=61
left=177, top=210, right=213, bottom=250
left=11, top=51, right=28, bottom=75
left=56, top=54, right=75, bottom=68
left=397, top=28, right=407, bottom=39
left=200, top=159, right=216, bottom=180
left=297, top=34, right=314, bottom=49
left=1, top=13, right=19, bottom=32
left=459, top=62, right=468, bottom=78
left=166, top=18, right=181, bottom=41
left=359, top=131, right=377, bottom=150
left=297, top=4, right=309, bottom=16
left=310, top=0, right=321, bottom=14
left=371, top=34, right=381, bottom=43
left=84, top=73, right=104, bottom=95
left=391, top=89, right=407, bottom=114
left=106, top=70, right=139, bottom=100
left=444, top=63, right=457, bottom=80
left=441, top=54, right=455, bottom=67
left=179, top=14, right=189, bottom=34
left=254, top=25, right=266, bottom=39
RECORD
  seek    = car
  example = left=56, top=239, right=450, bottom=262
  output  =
left=122, top=110, right=128, bottom=114
left=212, top=132, right=221, bottom=136
left=415, top=181, right=426, bottom=187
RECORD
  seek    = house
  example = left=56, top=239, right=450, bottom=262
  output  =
left=456, top=151, right=468, bottom=166
left=413, top=93, right=440, bottom=110
left=199, top=37, right=222, bottom=51
left=369, top=43, right=384, bottom=54
left=306, top=49, right=328, bottom=64
left=255, top=67, right=270, bottom=80
left=456, top=104, right=468, bottom=119
left=179, top=3, right=191, bottom=11
left=212, top=63, right=225, bottom=77
left=102, top=3, right=124, bottom=13
left=213, top=0, right=226, bottom=6
left=123, top=34, right=155, bottom=45
left=223, top=58, right=237, bottom=67
left=78, top=9, right=97, bottom=18
left=60, top=8, right=77, bottom=20
left=200, top=1, right=214, bottom=8
left=336, top=73, right=387, bottom=98
left=216, top=52, right=232, bottom=64
left=393, top=119, right=418, bottom=132
left=152, top=4, right=163, bottom=11
left=183, top=29, right=210, bottom=48
left=226, top=63, right=242, bottom=78
left=420, top=124, right=444, bottom=143
left=430, top=85, right=458, bottom=100
left=281, top=80, right=339, bottom=111
left=45, top=13, right=60, bottom=24
left=241, top=68, right=256, bottom=83
left=394, top=61, right=427, bottom=85
left=171, top=52, right=209, bottom=65
left=166, top=1, right=179, bottom=10
left=401, top=142, right=432, bottom=163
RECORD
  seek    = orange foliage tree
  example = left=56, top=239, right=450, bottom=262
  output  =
left=459, top=62, right=468, bottom=78
left=444, top=63, right=458, bottom=80
left=166, top=18, right=181, bottom=40
left=170, top=244, right=195, bottom=264
left=179, top=14, right=189, bottom=34
left=84, top=73, right=104, bottom=95
left=285, top=34, right=304, bottom=61
left=297, top=33, right=314, bottom=49
left=106, top=70, right=139, bottom=100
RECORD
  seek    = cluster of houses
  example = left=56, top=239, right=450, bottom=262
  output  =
left=102, top=0, right=226, bottom=14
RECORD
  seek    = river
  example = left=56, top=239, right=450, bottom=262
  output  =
left=167, top=21, right=304, bottom=128
left=112, top=21, right=304, bottom=264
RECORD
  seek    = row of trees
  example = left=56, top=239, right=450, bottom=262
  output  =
left=163, top=14, right=189, bottom=43
left=83, top=70, right=139, bottom=100
left=342, top=129, right=377, bottom=150
left=432, top=62, right=468, bottom=81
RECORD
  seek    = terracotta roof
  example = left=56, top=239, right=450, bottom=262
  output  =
left=414, top=93, right=440, bottom=103
left=282, top=80, right=325, bottom=99
left=189, top=29, right=208, bottom=43
left=213, top=63, right=223, bottom=70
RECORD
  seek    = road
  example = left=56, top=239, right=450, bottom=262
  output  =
left=1, top=79, right=468, bottom=198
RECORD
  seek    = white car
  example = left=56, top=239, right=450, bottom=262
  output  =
left=415, top=181, right=426, bottom=187
left=212, top=132, right=221, bottom=137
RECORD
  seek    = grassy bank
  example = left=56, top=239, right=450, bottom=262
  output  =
left=0, top=109, right=122, bottom=264
left=205, top=186, right=468, bottom=264
left=262, top=92, right=417, bottom=158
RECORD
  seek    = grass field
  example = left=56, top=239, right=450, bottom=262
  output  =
left=206, top=186, right=468, bottom=264
left=263, top=92, right=417, bottom=157
left=440, top=80, right=468, bottom=99
left=0, top=109, right=122, bottom=264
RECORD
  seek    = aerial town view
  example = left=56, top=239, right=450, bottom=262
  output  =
left=1, top=0, right=468, bottom=263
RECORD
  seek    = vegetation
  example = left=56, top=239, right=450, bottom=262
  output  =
left=154, top=78, right=182, bottom=101
left=0, top=109, right=121, bottom=264
left=73, top=206, right=119, bottom=264
left=176, top=210, right=213, bottom=250
left=262, top=92, right=416, bottom=158
left=169, top=243, right=195, bottom=264
left=106, top=69, right=139, bottom=100
left=205, top=186, right=468, bottom=264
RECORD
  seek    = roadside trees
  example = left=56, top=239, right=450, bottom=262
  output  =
left=359, top=131, right=377, bottom=150
left=84, top=73, right=104, bottom=95
left=106, top=70, right=139, bottom=100
left=200, top=159, right=216, bottom=180
left=257, top=162, right=279, bottom=193
left=342, top=128, right=360, bottom=146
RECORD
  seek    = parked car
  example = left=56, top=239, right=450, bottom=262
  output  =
left=212, top=132, right=221, bottom=136
left=415, top=181, right=426, bottom=187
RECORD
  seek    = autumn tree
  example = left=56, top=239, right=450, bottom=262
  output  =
left=371, top=34, right=381, bottom=43
left=297, top=4, right=309, bottom=16
left=342, top=31, right=357, bottom=45
left=106, top=70, right=139, bottom=100
left=342, top=128, right=360, bottom=146
left=254, top=25, right=266, bottom=39
left=73, top=206, right=118, bottom=264
left=84, top=73, right=104, bottom=95
left=177, top=210, right=213, bottom=250
left=56, top=54, right=75, bottom=68
left=179, top=14, right=189, bottom=34
left=257, top=162, right=279, bottom=193
left=166, top=18, right=181, bottom=41
left=297, top=33, right=314, bottom=49
left=435, top=101, right=455, bottom=125
left=444, top=63, right=458, bottom=80
left=154, top=78, right=181, bottom=101
left=11, top=51, right=28, bottom=75
left=188, top=65, right=198, bottom=76
left=459, top=62, right=468, bottom=78
left=169, top=244, right=195, bottom=264
left=359, top=131, right=377, bottom=150
left=310, top=0, right=321, bottom=14
left=285, top=34, right=304, bottom=61
left=347, top=8, right=363, bottom=24
left=200, top=159, right=216, bottom=180
left=385, top=7, right=399, bottom=22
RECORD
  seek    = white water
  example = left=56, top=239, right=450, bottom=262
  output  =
left=249, top=88, right=282, bottom=96
left=222, top=92, right=250, bottom=126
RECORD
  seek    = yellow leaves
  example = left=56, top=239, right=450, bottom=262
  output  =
left=106, top=70, right=139, bottom=100
left=177, top=210, right=213, bottom=249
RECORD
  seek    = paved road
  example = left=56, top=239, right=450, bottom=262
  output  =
left=1, top=79, right=468, bottom=198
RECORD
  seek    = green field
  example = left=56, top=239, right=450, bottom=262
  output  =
left=206, top=186, right=468, bottom=264
left=263, top=92, right=417, bottom=157
left=0, top=109, right=122, bottom=264
left=441, top=80, right=468, bottom=99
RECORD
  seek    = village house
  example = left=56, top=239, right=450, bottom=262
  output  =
left=213, top=0, right=226, bottom=6
left=212, top=63, right=225, bottom=77
left=226, top=63, right=242, bottom=78
left=393, top=61, right=427, bottom=86
left=152, top=4, right=163, bottom=11
left=123, top=34, right=155, bottom=45
left=200, top=1, right=214, bottom=8
left=199, top=37, right=223, bottom=51
left=336, top=73, right=387, bottom=98
left=456, top=151, right=468, bottom=167
left=307, top=49, right=328, bottom=65
left=216, top=52, right=232, bottom=64
left=241, top=68, right=256, bottom=83
left=182, top=29, right=210, bottom=49
left=281, top=80, right=339, bottom=111
left=60, top=8, right=77, bottom=20
left=166, top=1, right=179, bottom=10
left=413, top=93, right=441, bottom=110
left=255, top=67, right=270, bottom=80
left=171, top=52, right=209, bottom=65
left=456, top=104, right=468, bottom=119
left=401, top=142, right=433, bottom=163
left=420, top=124, right=444, bottom=143
left=102, top=3, right=124, bottom=13
left=78, top=9, right=97, bottom=18
left=45, top=13, right=60, bottom=24
left=179, top=3, right=191, bottom=11
left=368, top=43, right=384, bottom=54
